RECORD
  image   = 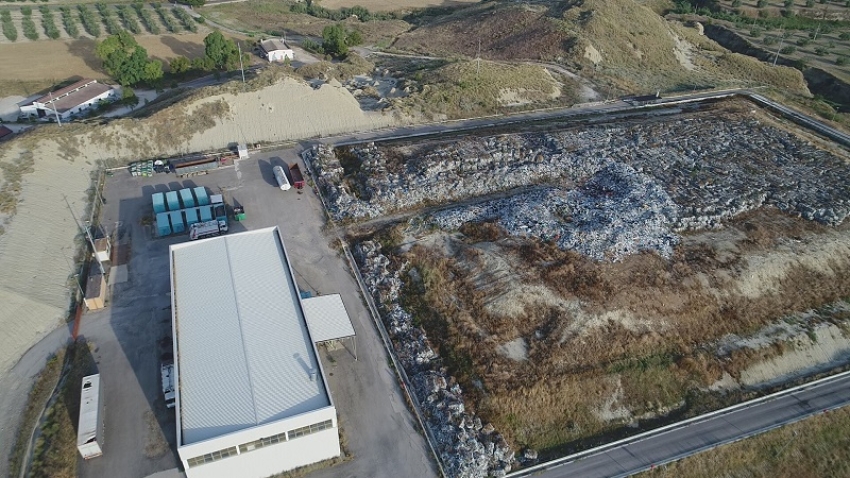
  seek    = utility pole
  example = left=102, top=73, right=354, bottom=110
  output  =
left=48, top=91, right=61, bottom=125
left=64, top=194, right=105, bottom=275
left=238, top=42, right=246, bottom=84
left=773, top=24, right=785, bottom=66
left=476, top=38, right=481, bottom=79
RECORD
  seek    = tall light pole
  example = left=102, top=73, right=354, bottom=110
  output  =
left=64, top=194, right=105, bottom=275
left=238, top=42, right=246, bottom=84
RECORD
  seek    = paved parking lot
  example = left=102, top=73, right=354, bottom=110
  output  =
left=80, top=150, right=436, bottom=478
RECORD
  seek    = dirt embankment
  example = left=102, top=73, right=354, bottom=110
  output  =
left=703, top=24, right=850, bottom=110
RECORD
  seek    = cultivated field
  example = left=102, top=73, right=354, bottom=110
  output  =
left=200, top=0, right=410, bottom=45
left=318, top=0, right=479, bottom=12
left=309, top=98, right=850, bottom=472
left=0, top=33, right=210, bottom=83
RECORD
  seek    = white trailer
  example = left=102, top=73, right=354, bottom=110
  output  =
left=273, top=165, right=291, bottom=190
left=77, top=374, right=104, bottom=459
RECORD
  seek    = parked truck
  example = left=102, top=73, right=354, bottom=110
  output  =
left=273, top=165, right=291, bottom=190
left=289, top=163, right=305, bottom=189
left=161, top=362, right=176, bottom=409
left=189, top=219, right=228, bottom=240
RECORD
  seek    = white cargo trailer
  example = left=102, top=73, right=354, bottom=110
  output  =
left=273, top=165, right=291, bottom=190
left=77, top=374, right=104, bottom=459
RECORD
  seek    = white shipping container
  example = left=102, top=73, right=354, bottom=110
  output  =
left=77, top=374, right=104, bottom=459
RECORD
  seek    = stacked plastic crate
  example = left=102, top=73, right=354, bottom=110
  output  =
left=129, top=160, right=154, bottom=177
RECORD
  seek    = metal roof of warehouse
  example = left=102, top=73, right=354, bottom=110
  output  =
left=171, top=227, right=330, bottom=445
left=301, top=294, right=355, bottom=343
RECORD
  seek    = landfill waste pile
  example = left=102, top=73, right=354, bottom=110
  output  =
left=431, top=163, right=680, bottom=261
left=356, top=240, right=525, bottom=478
left=307, top=106, right=850, bottom=261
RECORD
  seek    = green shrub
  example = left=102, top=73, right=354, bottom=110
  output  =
left=116, top=5, right=140, bottom=34
left=59, top=6, right=78, bottom=37
left=172, top=7, right=196, bottom=32
left=757, top=0, right=768, bottom=7
left=77, top=4, right=101, bottom=37
left=1, top=9, right=18, bottom=41
left=814, top=46, right=829, bottom=55
left=20, top=4, right=30, bottom=14
left=152, top=3, right=180, bottom=33
left=21, top=14, right=37, bottom=39
left=763, top=35, right=780, bottom=45
left=39, top=6, right=60, bottom=39
left=780, top=45, right=797, bottom=53
left=840, top=31, right=850, bottom=40
left=750, top=27, right=763, bottom=37
left=837, top=56, right=849, bottom=65
left=132, top=2, right=160, bottom=34
left=783, top=0, right=794, bottom=6
left=797, top=37, right=811, bottom=45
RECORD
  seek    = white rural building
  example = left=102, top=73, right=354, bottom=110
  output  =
left=259, top=38, right=294, bottom=63
left=170, top=227, right=341, bottom=478
left=19, top=79, right=117, bottom=121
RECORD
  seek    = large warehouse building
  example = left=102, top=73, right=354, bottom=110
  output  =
left=170, top=227, right=341, bottom=478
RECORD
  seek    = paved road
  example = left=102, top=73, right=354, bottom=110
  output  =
left=514, top=372, right=850, bottom=478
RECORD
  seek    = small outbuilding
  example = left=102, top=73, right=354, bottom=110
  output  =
left=259, top=38, right=294, bottom=63
left=93, top=237, right=111, bottom=264
left=84, top=273, right=107, bottom=310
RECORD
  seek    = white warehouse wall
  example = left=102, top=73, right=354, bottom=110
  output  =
left=178, top=406, right=340, bottom=478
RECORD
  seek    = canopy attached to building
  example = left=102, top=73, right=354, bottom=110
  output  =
left=301, top=294, right=357, bottom=359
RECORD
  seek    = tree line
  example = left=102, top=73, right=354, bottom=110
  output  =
left=95, top=30, right=248, bottom=87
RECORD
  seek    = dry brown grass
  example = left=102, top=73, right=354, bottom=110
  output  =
left=394, top=59, right=573, bottom=119
left=295, top=54, right=376, bottom=82
left=7, top=350, right=65, bottom=478
left=0, top=150, right=34, bottom=215
left=30, top=339, right=97, bottom=478
left=640, top=406, right=850, bottom=478
left=382, top=206, right=850, bottom=452
left=320, top=0, right=478, bottom=13
left=391, top=0, right=806, bottom=94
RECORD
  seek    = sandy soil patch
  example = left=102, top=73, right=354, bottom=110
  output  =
left=584, top=44, right=603, bottom=64
left=739, top=324, right=850, bottom=387
left=0, top=143, right=91, bottom=377
left=497, top=338, right=528, bottom=361
left=670, top=31, right=697, bottom=71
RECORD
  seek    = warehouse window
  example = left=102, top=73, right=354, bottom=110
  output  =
left=239, top=431, right=288, bottom=454
left=288, top=419, right=333, bottom=440
left=186, top=446, right=238, bottom=468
